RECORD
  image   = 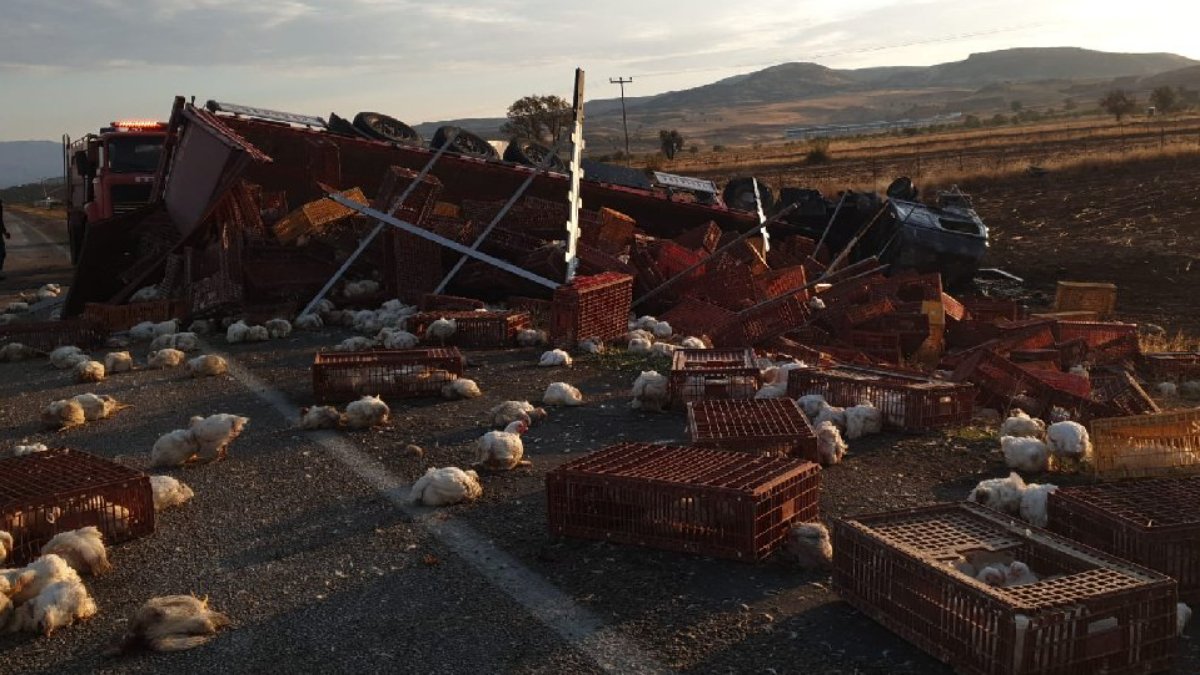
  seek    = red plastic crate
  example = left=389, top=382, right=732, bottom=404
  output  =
left=962, top=296, right=1023, bottom=322
left=787, top=365, right=976, bottom=432
left=0, top=449, right=155, bottom=566
left=1048, top=477, right=1200, bottom=603
left=673, top=221, right=722, bottom=254
left=546, top=442, right=821, bottom=561
left=654, top=240, right=707, bottom=280
left=711, top=290, right=810, bottom=348
left=0, top=318, right=107, bottom=351
left=669, top=348, right=760, bottom=408
left=1089, top=333, right=1142, bottom=366
left=408, top=311, right=530, bottom=348
left=682, top=253, right=760, bottom=311
left=659, top=297, right=736, bottom=340
left=688, top=399, right=820, bottom=462
left=845, top=331, right=904, bottom=365
left=834, top=502, right=1178, bottom=675
left=82, top=300, right=187, bottom=332
left=311, top=348, right=465, bottom=403
left=506, top=296, right=553, bottom=328
left=756, top=264, right=809, bottom=301
left=1053, top=321, right=1139, bottom=349
left=950, top=349, right=1091, bottom=419
left=1088, top=369, right=1159, bottom=418
left=1141, top=352, right=1200, bottom=382
left=549, top=272, right=633, bottom=346
left=418, top=294, right=486, bottom=312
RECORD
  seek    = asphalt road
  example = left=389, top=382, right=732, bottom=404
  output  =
left=0, top=208, right=73, bottom=301
left=0, top=210, right=1197, bottom=674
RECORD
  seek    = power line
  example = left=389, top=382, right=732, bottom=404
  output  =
left=609, top=76, right=633, bottom=163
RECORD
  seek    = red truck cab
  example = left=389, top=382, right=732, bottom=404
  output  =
left=63, top=120, right=166, bottom=263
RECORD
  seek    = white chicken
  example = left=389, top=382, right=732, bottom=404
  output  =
left=8, top=575, right=97, bottom=636
left=343, top=279, right=380, bottom=300
left=129, top=321, right=158, bottom=342
left=225, top=321, right=253, bottom=343
left=1001, top=436, right=1049, bottom=473
left=0, top=342, right=40, bottom=362
left=517, top=329, right=547, bottom=347
left=626, top=328, right=654, bottom=344
left=844, top=402, right=884, bottom=440
left=40, top=526, right=111, bottom=576
left=650, top=321, right=673, bottom=339
left=11, top=443, right=48, bottom=456
left=189, top=414, right=250, bottom=462
left=147, top=348, right=185, bottom=369
left=787, top=522, right=833, bottom=570
left=475, top=420, right=530, bottom=471
left=151, top=319, right=178, bottom=337
left=298, top=405, right=343, bottom=430
left=186, top=354, right=228, bottom=378
left=41, top=399, right=86, bottom=429
left=1000, top=410, right=1045, bottom=438
left=130, top=286, right=161, bottom=302
left=967, top=472, right=1027, bottom=515
left=486, top=400, right=547, bottom=428
left=630, top=371, right=670, bottom=412
left=815, top=420, right=848, bottom=466
left=543, top=382, right=583, bottom=406
left=796, top=394, right=828, bottom=419
left=814, top=402, right=847, bottom=431
left=344, top=395, right=390, bottom=429
left=1019, top=482, right=1057, bottom=528
left=425, top=317, right=457, bottom=344
left=808, top=296, right=826, bottom=310
left=74, top=360, right=105, bottom=383
left=245, top=325, right=269, bottom=342
left=1046, top=421, right=1092, bottom=462
left=49, top=346, right=88, bottom=370
left=187, top=319, right=213, bottom=335
left=378, top=328, right=419, bottom=350
left=679, top=337, right=707, bottom=350
left=409, top=467, right=483, bottom=507
left=538, top=349, right=573, bottom=367
left=634, top=315, right=658, bottom=330
left=294, top=313, right=324, bottom=331
left=333, top=336, right=378, bottom=352
left=72, top=393, right=128, bottom=422
left=441, top=378, right=482, bottom=400
left=628, top=338, right=653, bottom=355
left=1157, top=382, right=1178, bottom=398
left=265, top=318, right=292, bottom=339
left=1179, top=602, right=1193, bottom=636
left=104, top=351, right=134, bottom=373
left=105, top=595, right=231, bottom=656
left=1182, top=381, right=1200, bottom=400
left=1, top=529, right=11, bottom=563
left=149, top=475, right=195, bottom=512
left=150, top=429, right=200, bottom=468
left=150, top=332, right=198, bottom=352
left=578, top=337, right=605, bottom=354
left=4, top=553, right=81, bottom=606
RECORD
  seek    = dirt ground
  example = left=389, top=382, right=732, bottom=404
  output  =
left=1, top=168, right=1199, bottom=674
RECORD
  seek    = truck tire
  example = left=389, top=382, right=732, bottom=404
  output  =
left=327, top=112, right=366, bottom=138
left=722, top=177, right=775, bottom=213
left=68, top=212, right=86, bottom=265
left=503, top=139, right=566, bottom=172
left=431, top=126, right=499, bottom=161
left=352, top=112, right=423, bottom=146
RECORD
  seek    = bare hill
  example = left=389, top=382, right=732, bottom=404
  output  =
left=0, top=141, right=61, bottom=189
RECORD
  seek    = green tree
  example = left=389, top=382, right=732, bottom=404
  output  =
left=658, top=129, right=684, bottom=160
left=1099, top=89, right=1138, bottom=122
left=501, top=95, right=572, bottom=143
left=963, top=114, right=982, bottom=129
left=1150, top=86, right=1177, bottom=113
left=1063, top=98, right=1078, bottom=111
left=1010, top=100, right=1023, bottom=112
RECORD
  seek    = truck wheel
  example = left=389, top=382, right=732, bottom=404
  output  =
left=503, top=139, right=566, bottom=172
left=722, top=177, right=775, bottom=213
left=328, top=112, right=366, bottom=138
left=68, top=213, right=86, bottom=265
left=352, top=112, right=423, bottom=146
left=431, top=126, right=499, bottom=161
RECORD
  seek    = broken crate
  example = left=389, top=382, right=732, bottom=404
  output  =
left=547, top=442, right=820, bottom=561
left=1087, top=409, right=1200, bottom=479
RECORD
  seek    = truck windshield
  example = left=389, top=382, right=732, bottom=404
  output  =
left=106, top=135, right=164, bottom=173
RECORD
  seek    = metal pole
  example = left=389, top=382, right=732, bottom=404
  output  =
left=610, top=77, right=632, bottom=165
left=564, top=68, right=587, bottom=282
left=298, top=130, right=459, bottom=318
left=811, top=192, right=847, bottom=260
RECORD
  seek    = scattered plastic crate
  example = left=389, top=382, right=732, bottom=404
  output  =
left=845, top=331, right=904, bottom=365
left=1089, top=333, right=1142, bottom=366
left=961, top=296, right=1023, bottom=322
left=683, top=253, right=760, bottom=311
left=1088, top=409, right=1200, bottom=479
left=82, top=300, right=187, bottom=332
left=1053, top=321, right=1138, bottom=350
left=0, top=319, right=106, bottom=351
left=711, top=290, right=809, bottom=348
left=593, top=207, right=636, bottom=254
left=756, top=265, right=808, bottom=301
left=273, top=187, right=367, bottom=243
left=407, top=311, right=530, bottom=349
left=787, top=365, right=975, bottom=432
left=659, top=297, right=736, bottom=341
left=1048, top=477, right=1200, bottom=603
left=833, top=502, right=1178, bottom=675
left=549, top=272, right=633, bottom=346
left=506, top=296, right=553, bottom=329
left=654, top=240, right=707, bottom=280
left=1142, top=352, right=1200, bottom=383
left=669, top=348, right=759, bottom=407
left=688, top=399, right=820, bottom=462
left=673, top=221, right=722, bottom=254
left=546, top=442, right=821, bottom=561
left=1055, top=281, right=1117, bottom=319
left=951, top=349, right=1090, bottom=419
left=1088, top=369, right=1159, bottom=418
left=312, top=348, right=465, bottom=403
left=0, top=449, right=155, bottom=566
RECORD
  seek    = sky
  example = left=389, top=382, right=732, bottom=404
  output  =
left=1, top=0, right=1198, bottom=142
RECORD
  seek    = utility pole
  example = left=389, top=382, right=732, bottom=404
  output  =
left=610, top=76, right=633, bottom=165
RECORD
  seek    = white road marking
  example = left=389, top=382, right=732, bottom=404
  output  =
left=7, top=210, right=72, bottom=259
left=203, top=339, right=671, bottom=674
